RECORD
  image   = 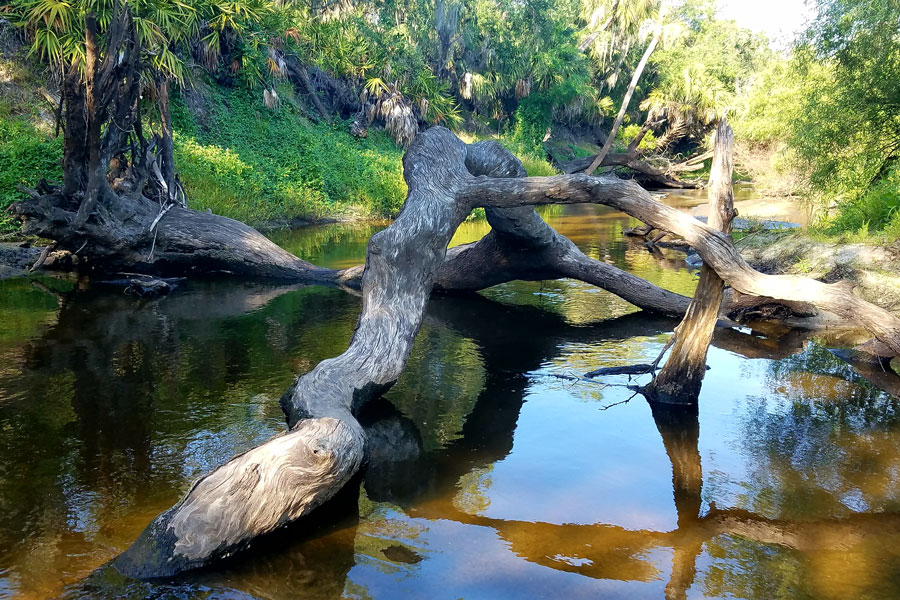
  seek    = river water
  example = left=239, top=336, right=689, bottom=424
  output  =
left=1, top=192, right=898, bottom=599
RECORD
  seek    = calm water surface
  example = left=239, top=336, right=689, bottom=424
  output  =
left=1, top=196, right=899, bottom=599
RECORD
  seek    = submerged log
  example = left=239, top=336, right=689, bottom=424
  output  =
left=644, top=120, right=737, bottom=403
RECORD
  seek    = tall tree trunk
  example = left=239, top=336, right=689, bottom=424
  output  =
left=584, top=28, right=661, bottom=175
left=73, top=13, right=106, bottom=230
left=156, top=76, right=177, bottom=201
left=62, top=6, right=145, bottom=225
left=61, top=63, right=88, bottom=197
left=644, top=120, right=737, bottom=403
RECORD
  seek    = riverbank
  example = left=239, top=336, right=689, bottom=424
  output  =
left=738, top=230, right=900, bottom=313
left=0, top=48, right=559, bottom=235
left=6, top=214, right=900, bottom=325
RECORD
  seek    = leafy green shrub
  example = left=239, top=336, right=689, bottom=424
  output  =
left=0, top=117, right=62, bottom=233
left=619, top=124, right=658, bottom=152
left=823, top=164, right=900, bottom=237
left=171, top=85, right=407, bottom=225
left=512, top=95, right=553, bottom=154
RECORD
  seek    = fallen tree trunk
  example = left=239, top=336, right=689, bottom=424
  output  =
left=9, top=181, right=793, bottom=326
left=14, top=188, right=339, bottom=282
left=559, top=152, right=700, bottom=188
left=670, top=149, right=714, bottom=172
left=644, top=120, right=737, bottom=403
left=106, top=126, right=900, bottom=579
left=456, top=159, right=900, bottom=355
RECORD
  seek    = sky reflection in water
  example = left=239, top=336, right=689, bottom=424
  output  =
left=1, top=200, right=899, bottom=599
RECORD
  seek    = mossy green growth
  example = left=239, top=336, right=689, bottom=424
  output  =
left=171, top=84, right=408, bottom=225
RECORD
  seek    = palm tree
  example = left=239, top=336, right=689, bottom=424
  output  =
left=7, top=0, right=274, bottom=223
left=578, top=0, right=661, bottom=92
left=583, top=1, right=676, bottom=174
left=639, top=63, right=731, bottom=151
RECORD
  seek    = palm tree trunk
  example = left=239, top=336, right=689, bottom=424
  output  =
left=584, top=29, right=661, bottom=175
left=73, top=13, right=109, bottom=230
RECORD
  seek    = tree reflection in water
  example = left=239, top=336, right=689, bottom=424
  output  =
left=2, top=278, right=900, bottom=599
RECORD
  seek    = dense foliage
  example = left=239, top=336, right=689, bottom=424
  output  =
left=16, top=0, right=894, bottom=235
left=736, top=0, right=900, bottom=237
left=0, top=0, right=759, bottom=230
left=171, top=84, right=409, bottom=223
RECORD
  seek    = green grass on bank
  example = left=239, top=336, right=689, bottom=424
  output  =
left=0, top=58, right=63, bottom=234
left=0, top=53, right=560, bottom=233
left=171, top=83, right=409, bottom=224
left=0, top=116, right=61, bottom=233
left=171, top=82, right=560, bottom=226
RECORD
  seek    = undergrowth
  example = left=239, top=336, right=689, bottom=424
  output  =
left=171, top=83, right=408, bottom=225
left=812, top=164, right=900, bottom=241
left=171, top=82, right=559, bottom=226
left=0, top=57, right=62, bottom=234
left=1, top=58, right=561, bottom=233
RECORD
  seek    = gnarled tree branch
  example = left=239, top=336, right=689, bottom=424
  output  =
left=111, top=127, right=900, bottom=579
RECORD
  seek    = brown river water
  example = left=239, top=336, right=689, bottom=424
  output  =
left=1, top=189, right=899, bottom=599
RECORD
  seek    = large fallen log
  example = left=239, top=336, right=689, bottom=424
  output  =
left=8, top=185, right=862, bottom=333
left=456, top=160, right=900, bottom=355
left=558, top=152, right=700, bottom=189
left=104, top=127, right=900, bottom=578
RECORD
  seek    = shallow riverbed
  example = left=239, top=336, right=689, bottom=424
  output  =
left=1, top=196, right=898, bottom=599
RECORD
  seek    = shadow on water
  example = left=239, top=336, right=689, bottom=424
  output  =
left=1, top=204, right=900, bottom=598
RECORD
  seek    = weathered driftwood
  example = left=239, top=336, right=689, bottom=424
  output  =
left=454, top=159, right=900, bottom=354
left=644, top=120, right=737, bottom=403
left=14, top=191, right=340, bottom=282
left=115, top=129, right=538, bottom=577
left=105, top=126, right=900, bottom=579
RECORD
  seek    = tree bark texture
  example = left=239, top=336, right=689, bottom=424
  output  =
left=644, top=120, right=737, bottom=403
left=455, top=165, right=900, bottom=355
